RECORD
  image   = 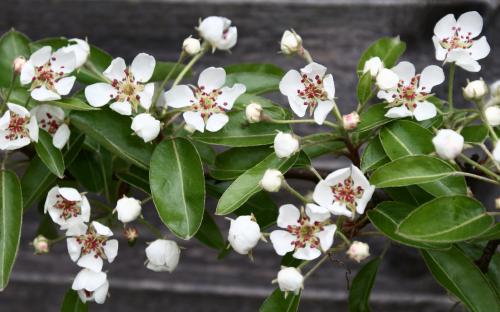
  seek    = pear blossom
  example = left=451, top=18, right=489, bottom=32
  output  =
left=376, top=68, right=399, bottom=91
left=280, top=30, right=303, bottom=55
left=198, top=16, right=237, bottom=51
left=279, top=62, right=335, bottom=125
left=58, top=38, right=90, bottom=68
left=270, top=204, right=336, bottom=260
left=485, top=106, right=500, bottom=126
left=44, top=186, right=90, bottom=231
left=115, top=196, right=142, bottom=223
left=66, top=221, right=119, bottom=272
left=342, top=112, right=360, bottom=130
left=145, top=239, right=180, bottom=272
left=183, top=37, right=201, bottom=55
left=260, top=169, right=283, bottom=192
left=463, top=79, right=487, bottom=101
left=433, top=11, right=490, bottom=72
left=72, top=269, right=109, bottom=304
left=432, top=129, right=464, bottom=160
left=363, top=57, right=384, bottom=78
left=227, top=215, right=262, bottom=255
left=131, top=113, right=161, bottom=143
left=164, top=67, right=246, bottom=133
left=346, top=241, right=370, bottom=263
left=275, top=267, right=304, bottom=295
left=312, top=165, right=375, bottom=218
left=31, top=104, right=70, bottom=149
left=32, top=235, right=50, bottom=254
left=377, top=61, right=445, bottom=121
left=20, top=46, right=77, bottom=101
left=85, top=53, right=156, bottom=115
left=0, top=103, right=38, bottom=150
left=274, top=132, right=300, bottom=158
left=245, top=102, right=263, bottom=123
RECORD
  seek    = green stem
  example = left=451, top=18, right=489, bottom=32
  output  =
left=457, top=171, right=499, bottom=185
left=336, top=230, right=351, bottom=245
left=84, top=62, right=110, bottom=83
left=1, top=73, right=18, bottom=112
left=267, top=118, right=338, bottom=129
left=303, top=254, right=329, bottom=280
left=299, top=48, right=314, bottom=64
left=479, top=144, right=500, bottom=172
left=308, top=166, right=323, bottom=180
left=459, top=154, right=500, bottom=181
left=447, top=63, right=455, bottom=111
left=141, top=196, right=152, bottom=205
left=282, top=180, right=310, bottom=204
left=152, top=53, right=186, bottom=109
left=171, top=46, right=207, bottom=87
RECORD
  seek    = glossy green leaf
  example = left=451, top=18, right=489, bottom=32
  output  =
left=459, top=243, right=500, bottom=293
left=357, top=72, right=373, bottom=104
left=0, top=170, right=22, bottom=290
left=349, top=257, right=381, bottom=312
left=354, top=103, right=391, bottom=133
left=116, top=166, right=150, bottom=194
left=68, top=149, right=104, bottom=192
left=421, top=246, right=500, bottom=312
left=71, top=109, right=153, bottom=169
left=216, top=153, right=298, bottom=215
left=150, top=138, right=205, bottom=239
left=210, top=145, right=273, bottom=180
left=150, top=61, right=187, bottom=82
left=194, top=210, right=225, bottom=250
left=474, top=223, right=500, bottom=241
left=0, top=30, right=31, bottom=87
left=6, top=87, right=30, bottom=105
left=35, top=130, right=65, bottom=178
left=46, top=97, right=98, bottom=111
left=383, top=185, right=434, bottom=206
left=361, top=136, right=389, bottom=172
left=259, top=288, right=301, bottom=312
left=301, top=133, right=345, bottom=159
left=60, top=289, right=88, bottom=312
left=462, top=125, right=489, bottom=144
left=357, top=36, right=406, bottom=73
left=379, top=120, right=433, bottom=160
left=191, top=141, right=216, bottom=166
left=397, top=196, right=494, bottom=243
left=225, top=63, right=284, bottom=94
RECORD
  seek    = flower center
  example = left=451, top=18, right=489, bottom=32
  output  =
left=38, top=112, right=61, bottom=135
left=5, top=112, right=30, bottom=141
left=286, top=214, right=324, bottom=249
left=331, top=177, right=364, bottom=211
left=54, top=194, right=81, bottom=220
left=31, top=60, right=65, bottom=91
left=76, top=227, right=108, bottom=259
left=390, top=75, right=431, bottom=112
left=190, top=86, right=227, bottom=121
left=296, top=74, right=328, bottom=114
left=440, top=27, right=474, bottom=51
left=111, top=69, right=145, bottom=111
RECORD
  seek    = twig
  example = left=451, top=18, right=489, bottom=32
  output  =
left=475, top=239, right=500, bottom=273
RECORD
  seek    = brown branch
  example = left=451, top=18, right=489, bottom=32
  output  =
left=475, top=239, right=500, bottom=273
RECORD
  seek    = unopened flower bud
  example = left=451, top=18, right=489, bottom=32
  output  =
left=145, top=239, right=180, bottom=272
left=260, top=169, right=283, bottom=192
left=131, top=113, right=161, bottom=143
left=274, top=132, right=300, bottom=158
left=343, top=112, right=360, bottom=130
left=346, top=241, right=370, bottom=263
left=280, top=30, right=302, bottom=55
left=228, top=215, right=261, bottom=255
left=13, top=56, right=26, bottom=74
left=376, top=68, right=399, bottom=90
left=463, top=79, right=488, bottom=101
left=182, top=37, right=201, bottom=55
left=32, top=235, right=50, bottom=254
left=432, top=129, right=464, bottom=160
left=490, top=81, right=500, bottom=98
left=485, top=106, right=500, bottom=126
left=493, top=142, right=500, bottom=163
left=115, top=196, right=142, bottom=223
left=124, top=226, right=139, bottom=244
left=275, top=267, right=303, bottom=294
left=245, top=103, right=263, bottom=123
left=495, top=197, right=500, bottom=210
left=363, top=57, right=384, bottom=78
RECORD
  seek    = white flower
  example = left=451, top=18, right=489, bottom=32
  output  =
left=377, top=61, right=445, bottom=121
left=363, top=57, right=384, bottom=78
left=346, top=241, right=370, bottom=263
left=198, top=16, right=237, bottom=51
left=245, top=102, right=263, bottom=123
left=312, top=165, right=375, bottom=218
left=432, top=129, right=464, bottom=160
left=31, top=104, right=70, bottom=149
left=58, top=38, right=90, bottom=68
left=463, top=79, right=488, bottom=101
left=32, top=235, right=50, bottom=254
left=164, top=67, right=246, bottom=133
left=280, top=30, right=303, bottom=55
left=270, top=204, right=336, bottom=260
left=44, top=186, right=90, bottom=231
left=0, top=103, right=38, bottom=150
left=375, top=68, right=399, bottom=90
left=115, top=196, right=142, bottom=223
left=275, top=267, right=304, bottom=295
left=183, top=37, right=201, bottom=55
left=131, top=113, right=161, bottom=143
left=227, top=215, right=261, bottom=255
left=260, top=169, right=283, bottom=192
left=13, top=56, right=26, bottom=74
left=279, top=62, right=335, bottom=125
left=145, top=239, right=180, bottom=272
left=490, top=80, right=500, bottom=98
left=20, top=46, right=77, bottom=101
left=433, top=11, right=490, bottom=72
left=66, top=221, right=119, bottom=272
left=72, top=269, right=109, bottom=304
left=84, top=53, right=156, bottom=115
left=274, top=132, right=300, bottom=158
left=493, top=142, right=500, bottom=163
left=342, top=112, right=360, bottom=130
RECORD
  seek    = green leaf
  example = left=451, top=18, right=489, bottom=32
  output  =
left=75, top=45, right=113, bottom=84
left=301, top=133, right=345, bottom=159
left=474, top=223, right=500, bottom=241
left=68, top=149, right=104, bottom=192
left=60, top=289, right=88, bottom=312
left=361, top=137, right=389, bottom=172
left=34, top=131, right=65, bottom=178
left=191, top=141, right=216, bottom=166
left=46, top=97, right=98, bottom=111
left=0, top=30, right=31, bottom=87
left=150, top=138, right=205, bottom=239
left=367, top=201, right=450, bottom=249
left=6, top=87, right=30, bottom=105
left=150, top=61, right=187, bottom=82
left=383, top=185, right=434, bottom=206
left=0, top=170, right=22, bottom=290
left=210, top=145, right=273, bottom=180
left=354, top=103, right=391, bottom=133
left=357, top=36, right=406, bottom=73
left=116, top=166, right=150, bottom=194
left=357, top=72, right=373, bottom=104
left=70, top=109, right=153, bottom=169
left=349, top=257, right=381, bottom=312
left=194, top=210, right=225, bottom=250
left=379, top=120, right=433, bottom=160
left=216, top=153, right=298, bottom=215
left=462, top=125, right=489, bottom=144
left=458, top=243, right=500, bottom=293
left=259, top=288, right=301, bottom=312
left=224, top=63, right=284, bottom=95
left=397, top=196, right=494, bottom=243
left=421, top=246, right=500, bottom=312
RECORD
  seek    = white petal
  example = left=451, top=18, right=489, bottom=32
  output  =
left=418, top=65, right=444, bottom=92
left=199, top=16, right=225, bottom=45
left=305, top=204, right=330, bottom=223
left=103, top=239, right=119, bottom=263
left=20, top=63, right=35, bottom=85
left=44, top=186, right=59, bottom=213
left=315, top=224, right=336, bottom=252
left=7, top=103, right=29, bottom=116
left=85, top=83, right=116, bottom=107
left=324, top=167, right=351, bottom=185
left=131, top=53, right=156, bottom=83
left=110, top=101, right=132, bottom=116
left=301, top=62, right=327, bottom=80
left=77, top=252, right=103, bottom=272
left=457, top=11, right=483, bottom=38
left=59, top=187, right=82, bottom=201
left=391, top=61, right=415, bottom=84
left=138, top=82, right=155, bottom=110
left=80, top=196, right=91, bottom=223
left=54, top=76, right=76, bottom=96
left=432, top=36, right=448, bottom=61
left=28, top=116, right=38, bottom=142
left=356, top=185, right=375, bottom=214
left=198, top=67, right=226, bottom=91
left=93, top=281, right=109, bottom=304
left=72, top=269, right=107, bottom=292
left=413, top=101, right=437, bottom=121
left=434, top=14, right=457, bottom=39
left=468, top=36, right=490, bottom=60
left=329, top=202, right=353, bottom=218
left=92, top=221, right=113, bottom=236
left=323, top=74, right=335, bottom=99
left=377, top=90, right=397, bottom=103
left=50, top=50, right=76, bottom=74
left=277, top=204, right=300, bottom=228
left=288, top=95, right=308, bottom=118
left=53, top=124, right=70, bottom=149
left=376, top=68, right=399, bottom=90
left=351, top=165, right=370, bottom=190
left=313, top=100, right=334, bottom=125
left=30, top=46, right=52, bottom=66
left=0, top=136, right=30, bottom=150
left=385, top=106, right=413, bottom=119
left=0, top=111, right=9, bottom=131
left=31, top=86, right=60, bottom=101
left=312, top=180, right=334, bottom=208
left=215, top=26, right=237, bottom=50
left=104, top=57, right=127, bottom=81
left=217, top=84, right=246, bottom=110
left=270, top=230, right=296, bottom=256
left=305, top=203, right=330, bottom=215
left=279, top=70, right=303, bottom=97
left=164, top=85, right=195, bottom=108
left=67, top=237, right=82, bottom=262
left=65, top=223, right=87, bottom=236
left=183, top=111, right=205, bottom=133
left=446, top=50, right=481, bottom=72
left=293, top=246, right=321, bottom=260
left=205, top=113, right=228, bottom=132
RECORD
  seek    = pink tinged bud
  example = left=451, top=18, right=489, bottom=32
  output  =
left=32, top=235, right=50, bottom=254
left=342, top=112, right=360, bottom=130
left=13, top=56, right=26, bottom=74
left=346, top=241, right=370, bottom=263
